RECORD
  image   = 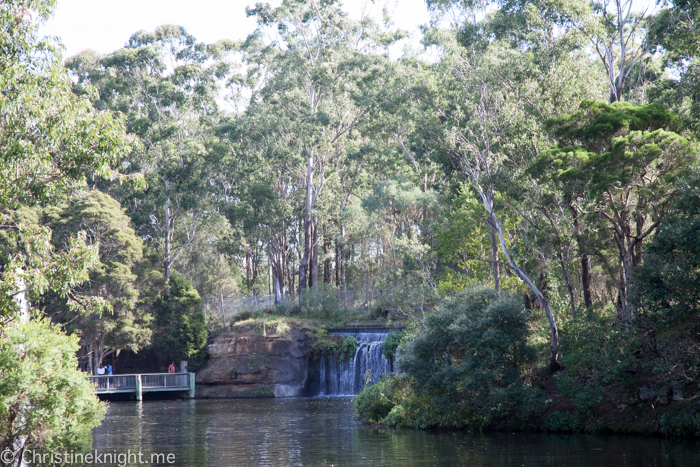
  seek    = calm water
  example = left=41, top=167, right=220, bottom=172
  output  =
left=93, top=398, right=700, bottom=467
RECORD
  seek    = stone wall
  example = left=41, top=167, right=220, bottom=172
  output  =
left=195, top=324, right=311, bottom=398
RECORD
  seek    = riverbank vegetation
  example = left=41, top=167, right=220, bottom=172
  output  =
left=2, top=0, right=700, bottom=457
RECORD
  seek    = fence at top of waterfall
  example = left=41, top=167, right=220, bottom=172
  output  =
left=201, top=288, right=391, bottom=321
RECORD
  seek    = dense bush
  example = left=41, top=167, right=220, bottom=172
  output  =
left=356, top=287, right=543, bottom=429
left=381, top=330, right=404, bottom=360
left=0, top=318, right=105, bottom=457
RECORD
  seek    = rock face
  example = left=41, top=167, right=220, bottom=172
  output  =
left=195, top=325, right=311, bottom=398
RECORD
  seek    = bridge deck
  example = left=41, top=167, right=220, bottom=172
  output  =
left=89, top=373, right=195, bottom=400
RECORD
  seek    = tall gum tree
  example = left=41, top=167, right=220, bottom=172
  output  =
left=65, top=25, right=229, bottom=285
left=243, top=0, right=404, bottom=296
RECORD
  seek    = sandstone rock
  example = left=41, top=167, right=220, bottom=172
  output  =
left=197, top=324, right=311, bottom=398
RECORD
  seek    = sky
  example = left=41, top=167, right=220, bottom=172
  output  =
left=39, top=0, right=432, bottom=59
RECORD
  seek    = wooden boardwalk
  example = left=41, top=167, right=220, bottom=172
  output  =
left=89, top=373, right=195, bottom=400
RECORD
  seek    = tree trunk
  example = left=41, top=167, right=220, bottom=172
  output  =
left=164, top=189, right=172, bottom=285
left=570, top=205, right=592, bottom=308
left=335, top=238, right=340, bottom=287
left=310, top=216, right=318, bottom=289
left=299, top=155, right=314, bottom=297
left=323, top=225, right=331, bottom=284
left=474, top=180, right=559, bottom=363
left=488, top=221, right=500, bottom=293
left=340, top=223, right=347, bottom=295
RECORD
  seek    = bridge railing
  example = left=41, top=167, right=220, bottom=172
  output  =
left=89, top=373, right=191, bottom=392
left=141, top=373, right=189, bottom=388
left=89, top=375, right=136, bottom=391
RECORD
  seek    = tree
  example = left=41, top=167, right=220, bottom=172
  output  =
left=544, top=100, right=697, bottom=320
left=649, top=0, right=700, bottom=134
left=44, top=191, right=152, bottom=374
left=153, top=273, right=207, bottom=370
left=632, top=168, right=700, bottom=323
left=66, top=25, right=229, bottom=284
left=243, top=0, right=401, bottom=296
left=414, top=30, right=565, bottom=363
left=0, top=318, right=104, bottom=465
left=0, top=1, right=134, bottom=322
left=586, top=0, right=652, bottom=103
left=1, top=2, right=132, bottom=460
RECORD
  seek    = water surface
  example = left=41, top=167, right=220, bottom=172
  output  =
left=94, top=398, right=700, bottom=466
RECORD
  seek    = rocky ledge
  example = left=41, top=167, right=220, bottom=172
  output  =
left=195, top=323, right=311, bottom=398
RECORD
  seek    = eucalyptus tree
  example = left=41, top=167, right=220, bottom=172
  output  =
left=649, top=0, right=700, bottom=133
left=1, top=0, right=132, bottom=460
left=411, top=0, right=611, bottom=361
left=585, top=0, right=653, bottom=103
left=1, top=0, right=134, bottom=323
left=242, top=0, right=404, bottom=295
left=66, top=26, right=233, bottom=284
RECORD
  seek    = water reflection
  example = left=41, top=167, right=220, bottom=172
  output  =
left=93, top=398, right=700, bottom=466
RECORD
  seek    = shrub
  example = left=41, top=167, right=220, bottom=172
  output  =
left=0, top=318, right=105, bottom=457
left=354, top=377, right=395, bottom=423
left=381, top=330, right=404, bottom=360
left=396, top=287, right=543, bottom=427
left=300, top=285, right=342, bottom=319
left=339, top=336, right=358, bottom=361
left=357, top=287, right=544, bottom=429
left=544, top=412, right=582, bottom=433
left=660, top=406, right=700, bottom=437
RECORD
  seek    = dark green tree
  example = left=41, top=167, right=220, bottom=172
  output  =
left=44, top=190, right=152, bottom=374
left=632, top=169, right=700, bottom=323
left=541, top=100, right=698, bottom=320
left=153, top=273, right=207, bottom=370
left=0, top=318, right=105, bottom=464
left=65, top=25, right=233, bottom=284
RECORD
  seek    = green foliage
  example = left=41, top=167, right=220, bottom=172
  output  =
left=44, top=190, right=152, bottom=370
left=381, top=330, right=404, bottom=360
left=154, top=273, right=208, bottom=370
left=660, top=406, right=700, bottom=437
left=554, top=312, right=636, bottom=417
left=354, top=375, right=398, bottom=424
left=0, top=0, right=135, bottom=322
left=309, top=332, right=358, bottom=362
left=357, top=287, right=543, bottom=429
left=398, top=287, right=542, bottom=424
left=0, top=317, right=105, bottom=457
left=632, top=169, right=700, bottom=323
left=300, top=286, right=343, bottom=320
left=543, top=412, right=582, bottom=433
left=339, top=336, right=358, bottom=362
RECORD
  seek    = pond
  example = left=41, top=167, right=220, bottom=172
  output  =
left=93, top=398, right=700, bottom=466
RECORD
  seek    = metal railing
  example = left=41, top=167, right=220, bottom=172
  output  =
left=89, top=375, right=136, bottom=391
left=141, top=373, right=189, bottom=389
left=89, top=373, right=190, bottom=392
left=202, top=288, right=392, bottom=320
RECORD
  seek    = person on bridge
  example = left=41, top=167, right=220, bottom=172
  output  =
left=168, top=362, right=176, bottom=374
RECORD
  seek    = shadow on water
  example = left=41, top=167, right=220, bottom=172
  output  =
left=93, top=397, right=700, bottom=467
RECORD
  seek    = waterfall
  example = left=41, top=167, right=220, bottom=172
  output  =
left=310, top=329, right=393, bottom=396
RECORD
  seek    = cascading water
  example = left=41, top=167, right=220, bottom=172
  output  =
left=310, top=329, right=394, bottom=396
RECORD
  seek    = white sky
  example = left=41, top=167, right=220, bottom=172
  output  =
left=39, top=0, right=432, bottom=59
